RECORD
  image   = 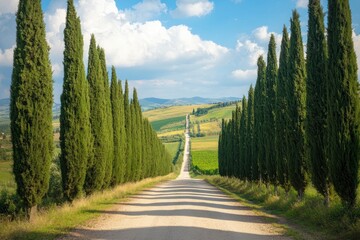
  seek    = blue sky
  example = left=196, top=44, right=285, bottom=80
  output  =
left=0, top=0, right=360, bottom=102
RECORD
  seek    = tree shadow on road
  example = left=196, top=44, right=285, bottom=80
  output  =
left=65, top=226, right=287, bottom=240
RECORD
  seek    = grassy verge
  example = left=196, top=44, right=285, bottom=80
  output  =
left=0, top=174, right=175, bottom=240
left=205, top=176, right=360, bottom=240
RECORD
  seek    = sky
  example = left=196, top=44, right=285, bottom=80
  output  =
left=0, top=0, right=360, bottom=102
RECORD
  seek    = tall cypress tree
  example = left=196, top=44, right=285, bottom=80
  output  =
left=110, top=67, right=123, bottom=185
left=60, top=0, right=91, bottom=201
left=98, top=48, right=114, bottom=189
left=288, top=10, right=307, bottom=200
left=117, top=80, right=126, bottom=183
left=327, top=0, right=360, bottom=207
left=239, top=97, right=248, bottom=180
left=306, top=0, right=330, bottom=205
left=264, top=34, right=278, bottom=193
left=247, top=85, right=255, bottom=181
left=276, top=25, right=291, bottom=194
left=254, top=56, right=267, bottom=184
left=11, top=0, right=53, bottom=218
left=123, top=80, right=132, bottom=182
left=84, top=35, right=107, bottom=194
left=132, top=89, right=143, bottom=181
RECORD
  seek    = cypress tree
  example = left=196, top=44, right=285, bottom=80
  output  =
left=118, top=81, right=126, bottom=183
left=233, top=105, right=241, bottom=178
left=84, top=35, right=107, bottom=194
left=276, top=25, right=291, bottom=194
left=132, top=89, right=143, bottom=181
left=247, top=85, right=255, bottom=181
left=265, top=34, right=278, bottom=193
left=60, top=0, right=91, bottom=201
left=254, top=56, right=267, bottom=184
left=11, top=0, right=53, bottom=219
left=123, top=81, right=132, bottom=182
left=239, top=97, right=248, bottom=180
left=288, top=10, right=307, bottom=200
left=110, top=67, right=124, bottom=185
left=98, top=48, right=114, bottom=189
left=306, top=0, right=330, bottom=205
left=327, top=0, right=360, bottom=207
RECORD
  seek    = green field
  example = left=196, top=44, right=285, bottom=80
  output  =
left=191, top=150, right=218, bottom=175
left=151, top=115, right=185, bottom=132
left=164, top=142, right=180, bottom=158
left=0, top=161, right=15, bottom=191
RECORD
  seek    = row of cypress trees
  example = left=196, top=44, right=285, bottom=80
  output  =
left=11, top=0, right=172, bottom=218
left=219, top=0, right=359, bottom=208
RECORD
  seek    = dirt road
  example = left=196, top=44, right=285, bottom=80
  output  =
left=62, top=115, right=290, bottom=240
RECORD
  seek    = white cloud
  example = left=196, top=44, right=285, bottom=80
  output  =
left=124, top=0, right=167, bottom=22
left=252, top=26, right=282, bottom=46
left=0, top=0, right=19, bottom=14
left=353, top=31, right=360, bottom=78
left=236, top=40, right=265, bottom=66
left=171, top=0, right=214, bottom=18
left=0, top=46, right=14, bottom=66
left=296, top=0, right=308, bottom=8
left=231, top=68, right=257, bottom=81
left=74, top=0, right=227, bottom=68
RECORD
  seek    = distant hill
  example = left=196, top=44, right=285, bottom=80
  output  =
left=0, top=96, right=239, bottom=130
left=140, top=97, right=239, bottom=111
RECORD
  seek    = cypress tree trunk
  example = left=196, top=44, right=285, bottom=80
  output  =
left=265, top=35, right=278, bottom=194
left=306, top=0, right=330, bottom=206
left=11, top=0, right=53, bottom=219
left=327, top=0, right=360, bottom=208
left=84, top=35, right=107, bottom=194
left=288, top=10, right=308, bottom=201
left=276, top=26, right=291, bottom=194
left=60, top=0, right=92, bottom=202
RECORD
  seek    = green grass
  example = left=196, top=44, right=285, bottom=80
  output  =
left=193, top=105, right=236, bottom=122
left=206, top=176, right=360, bottom=240
left=164, top=142, right=180, bottom=158
left=0, top=161, right=15, bottom=191
left=191, top=150, right=218, bottom=175
left=151, top=115, right=185, bottom=132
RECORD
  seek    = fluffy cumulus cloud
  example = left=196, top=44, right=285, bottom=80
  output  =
left=0, top=46, right=14, bottom=66
left=74, top=0, right=226, bottom=68
left=235, top=40, right=265, bottom=66
left=0, top=0, right=19, bottom=14
left=231, top=69, right=257, bottom=81
left=232, top=25, right=282, bottom=82
left=353, top=31, right=360, bottom=78
left=124, top=0, right=167, bottom=22
left=23, top=0, right=227, bottom=100
left=296, top=0, right=308, bottom=8
left=171, top=0, right=214, bottom=18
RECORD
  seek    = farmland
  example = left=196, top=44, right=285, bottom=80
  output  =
left=144, top=102, right=237, bottom=175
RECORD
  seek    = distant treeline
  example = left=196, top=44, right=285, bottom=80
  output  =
left=191, top=101, right=239, bottom=117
